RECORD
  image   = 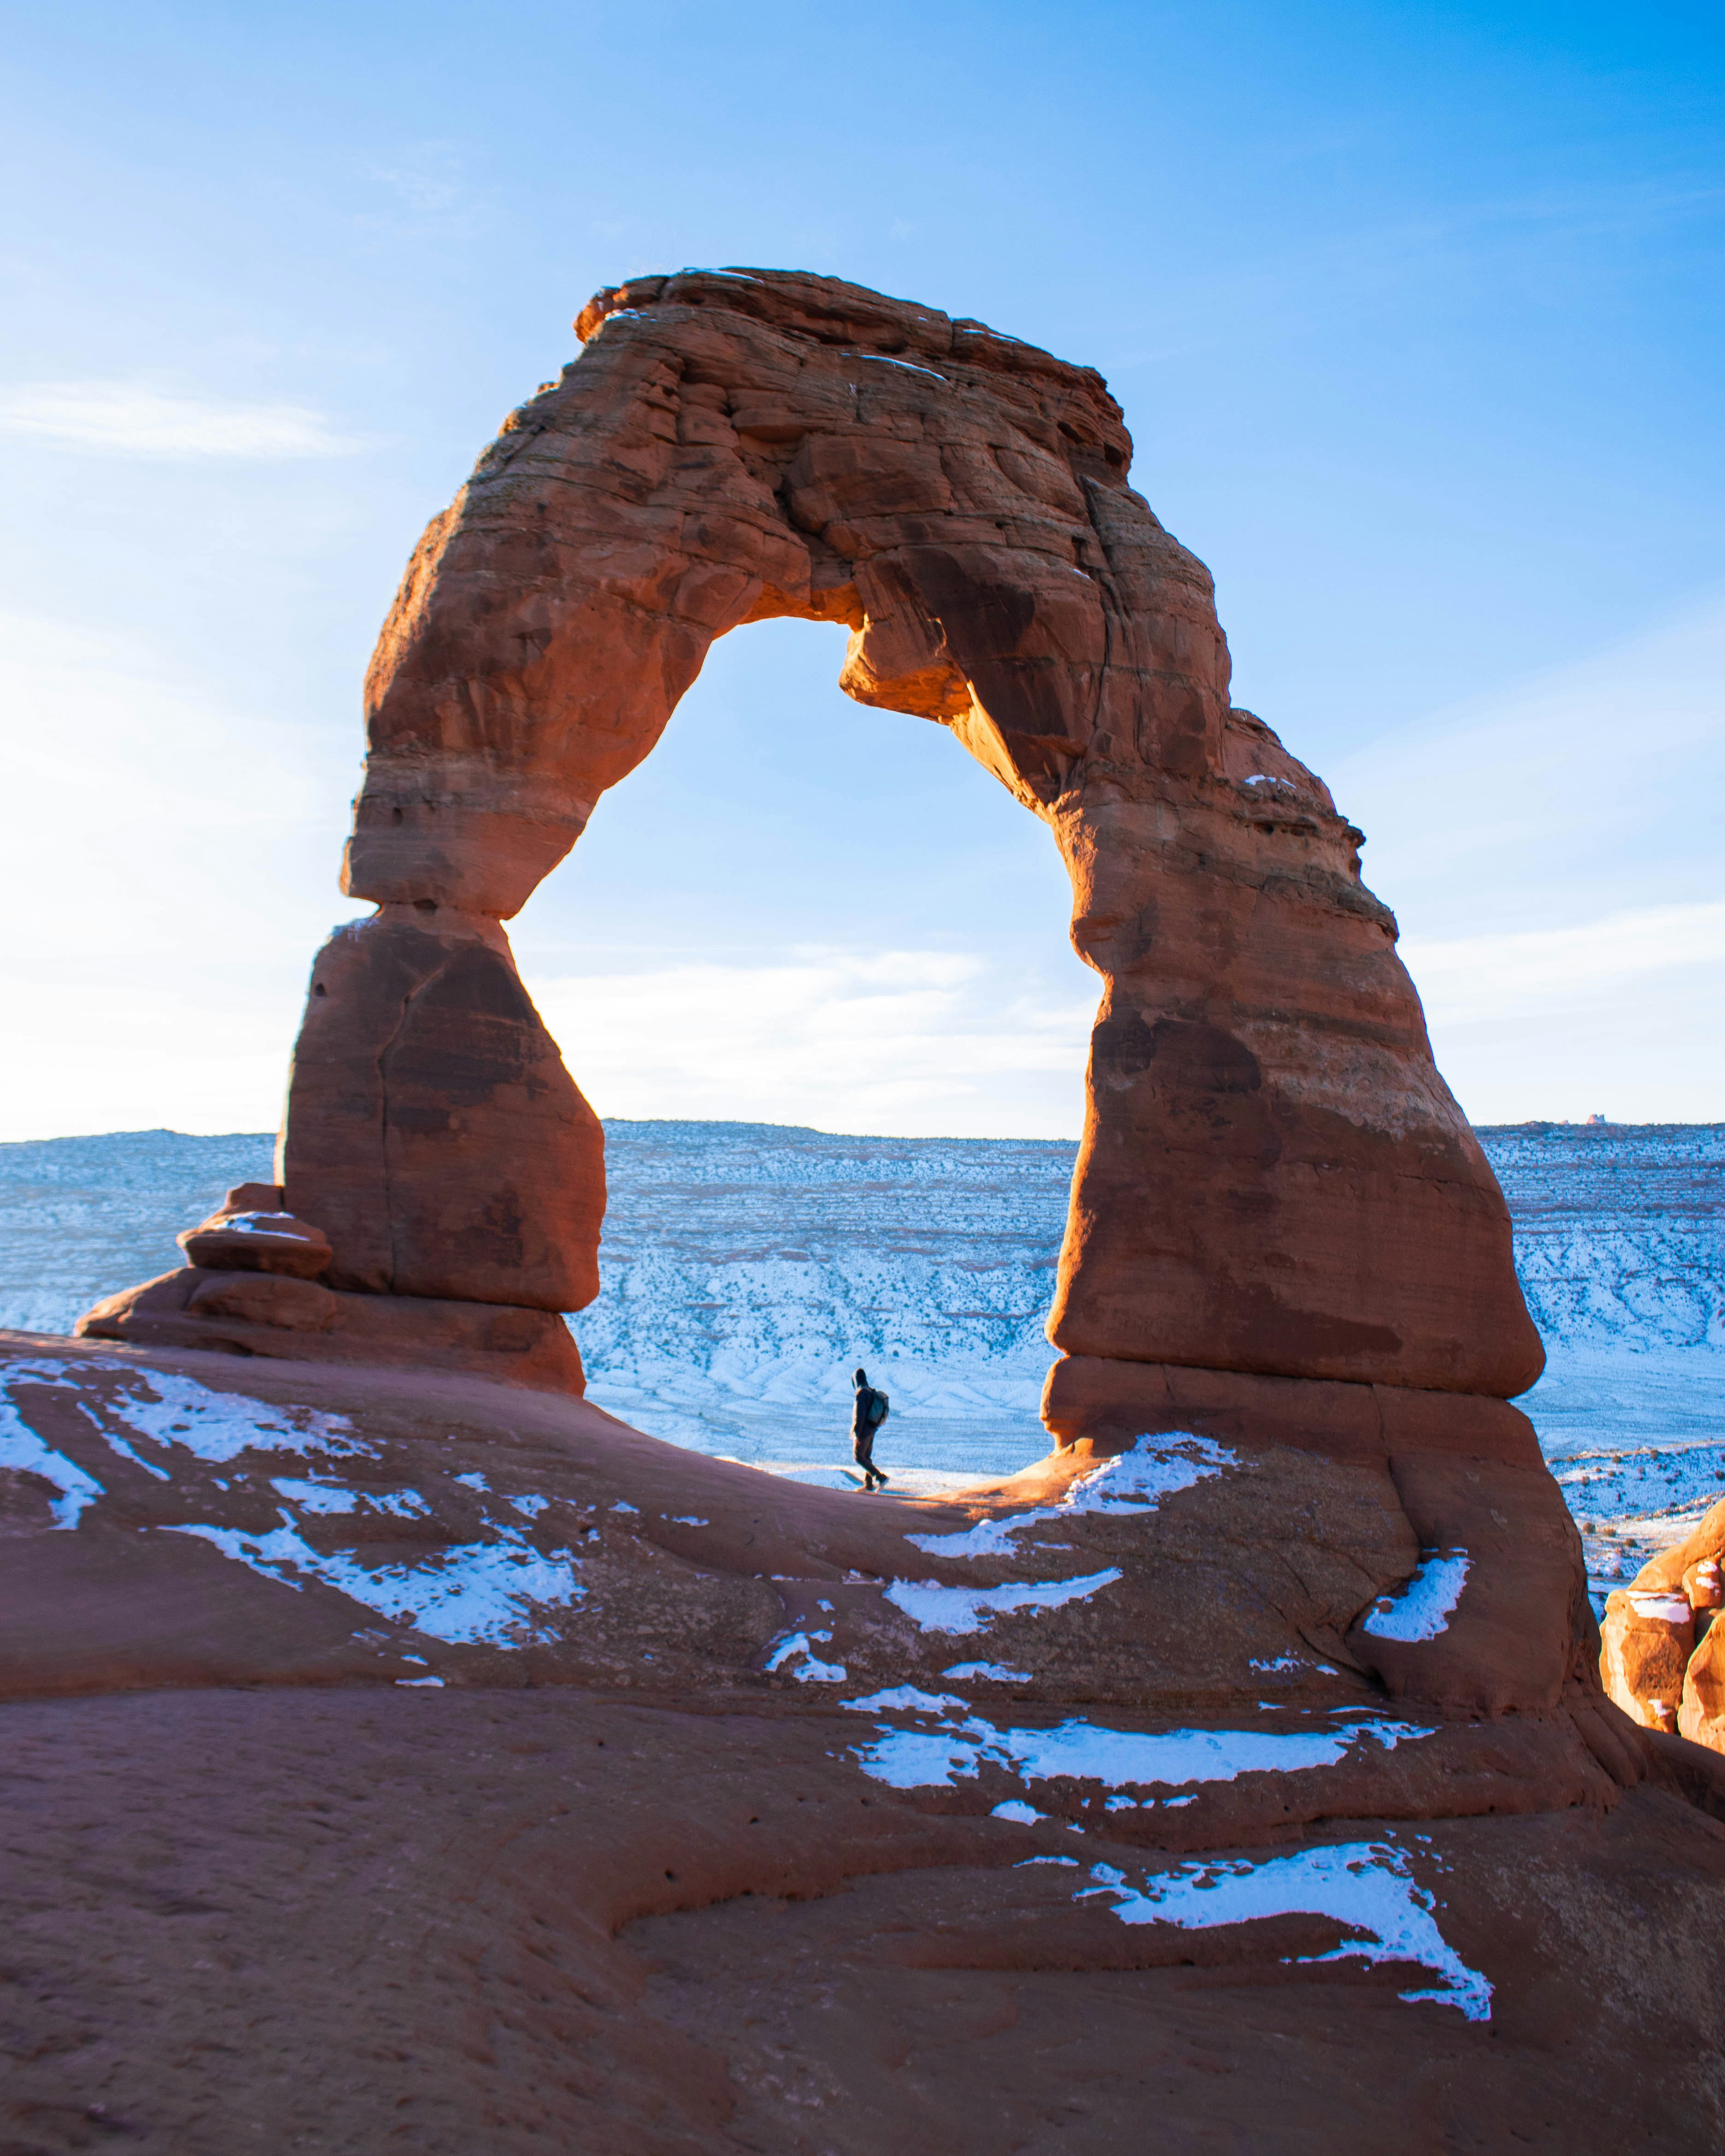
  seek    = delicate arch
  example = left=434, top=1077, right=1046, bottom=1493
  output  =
left=274, top=267, right=1538, bottom=1412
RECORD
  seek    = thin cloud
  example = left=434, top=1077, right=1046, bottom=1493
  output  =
left=1403, top=900, right=1725, bottom=1027
left=0, top=382, right=363, bottom=460
left=526, top=951, right=1095, bottom=1139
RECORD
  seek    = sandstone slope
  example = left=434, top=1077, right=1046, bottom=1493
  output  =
left=4, top=1332, right=1725, bottom=2152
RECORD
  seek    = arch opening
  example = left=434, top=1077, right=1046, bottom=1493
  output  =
left=505, top=608, right=1090, bottom=1143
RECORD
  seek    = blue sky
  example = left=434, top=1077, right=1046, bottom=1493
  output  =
left=1, top=0, right=1720, bottom=1138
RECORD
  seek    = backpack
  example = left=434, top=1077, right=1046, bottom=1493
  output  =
left=864, top=1388, right=889, bottom=1427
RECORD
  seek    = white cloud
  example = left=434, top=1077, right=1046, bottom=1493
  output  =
left=526, top=950, right=1095, bottom=1139
left=1399, top=897, right=1725, bottom=1123
left=0, top=382, right=362, bottom=460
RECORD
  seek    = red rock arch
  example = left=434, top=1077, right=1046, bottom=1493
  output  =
left=80, top=269, right=1583, bottom=1711
left=282, top=267, right=1541, bottom=1421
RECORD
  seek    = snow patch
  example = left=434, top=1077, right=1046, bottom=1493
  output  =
left=842, top=1687, right=969, bottom=1716
left=884, top=1567, right=1123, bottom=1634
left=0, top=1361, right=103, bottom=1526
left=1360, top=1552, right=1471, bottom=1642
left=843, top=351, right=948, bottom=380
left=1628, top=1591, right=1693, bottom=1624
left=1078, top=1842, right=1491, bottom=2021
left=851, top=1711, right=1435, bottom=1793
left=764, top=1630, right=847, bottom=1682
left=87, top=1367, right=368, bottom=1467
left=944, top=1660, right=1033, bottom=1682
left=159, top=1519, right=586, bottom=1645
left=216, top=1214, right=319, bottom=1240
left=270, top=1477, right=428, bottom=1518
left=906, top=1434, right=1234, bottom=1560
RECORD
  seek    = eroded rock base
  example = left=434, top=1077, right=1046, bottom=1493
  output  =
left=1043, top=1353, right=1591, bottom=1718
left=73, top=1269, right=585, bottom=1393
left=4, top=1335, right=1725, bottom=2150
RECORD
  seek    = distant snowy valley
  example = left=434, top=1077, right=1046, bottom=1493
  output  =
left=1, top=1119, right=1719, bottom=1600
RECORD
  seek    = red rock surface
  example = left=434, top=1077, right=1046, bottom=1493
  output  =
left=278, top=910, right=604, bottom=1309
left=3, top=1333, right=1725, bottom=2150
left=1602, top=1506, right=1725, bottom=1753
left=76, top=1266, right=587, bottom=1392
left=176, top=1208, right=332, bottom=1277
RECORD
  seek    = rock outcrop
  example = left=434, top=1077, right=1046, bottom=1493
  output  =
left=5, top=1332, right=1725, bottom=2150
left=1602, top=1505, right=1725, bottom=1753
left=77, top=263, right=1567, bottom=1705
left=93, top=272, right=1540, bottom=1389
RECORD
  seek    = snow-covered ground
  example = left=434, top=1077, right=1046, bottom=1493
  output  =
left=1481, top=1122, right=1725, bottom=1597
left=1, top=1120, right=1719, bottom=1582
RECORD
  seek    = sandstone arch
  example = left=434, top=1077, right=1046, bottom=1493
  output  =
left=294, top=267, right=1540, bottom=1405
left=80, top=267, right=1582, bottom=1712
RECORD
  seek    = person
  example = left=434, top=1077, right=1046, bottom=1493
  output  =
left=850, top=1366, right=889, bottom=1490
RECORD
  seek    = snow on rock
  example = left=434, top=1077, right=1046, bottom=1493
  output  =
left=1077, top=1842, right=1492, bottom=2021
left=268, top=1477, right=429, bottom=1518
left=763, top=1630, right=847, bottom=1682
left=849, top=1709, right=1435, bottom=1793
left=907, top=1432, right=1235, bottom=1558
left=842, top=1687, right=971, bottom=1716
left=883, top=1567, right=1124, bottom=1634
left=1360, top=1552, right=1471, bottom=1642
left=0, top=1361, right=104, bottom=1526
left=2, top=1355, right=371, bottom=1528
left=160, top=1518, right=587, bottom=1646
left=79, top=1365, right=368, bottom=1467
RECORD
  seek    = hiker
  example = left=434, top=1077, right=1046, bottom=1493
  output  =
left=850, top=1366, right=890, bottom=1490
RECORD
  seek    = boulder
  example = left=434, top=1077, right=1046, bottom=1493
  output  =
left=219, top=1181, right=285, bottom=1214
left=177, top=1210, right=332, bottom=1279
left=1681, top=1618, right=1725, bottom=1749
left=1601, top=1589, right=1695, bottom=1730
left=1684, top=1554, right=1724, bottom=1610
left=185, top=1272, right=339, bottom=1330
